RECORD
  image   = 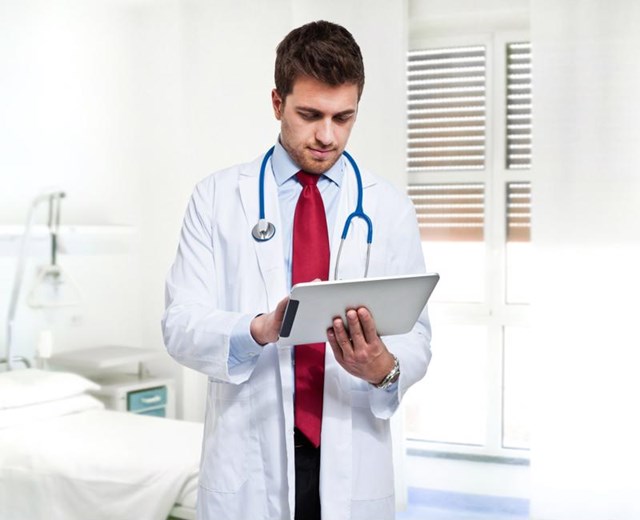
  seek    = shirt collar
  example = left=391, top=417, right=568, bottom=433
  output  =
left=271, top=138, right=344, bottom=187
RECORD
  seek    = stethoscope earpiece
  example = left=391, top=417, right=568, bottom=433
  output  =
left=252, top=146, right=373, bottom=278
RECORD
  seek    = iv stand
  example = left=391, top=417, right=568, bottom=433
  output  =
left=1, top=191, right=66, bottom=371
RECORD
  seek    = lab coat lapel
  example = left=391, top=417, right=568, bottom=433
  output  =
left=320, top=157, right=377, bottom=520
left=238, top=157, right=287, bottom=310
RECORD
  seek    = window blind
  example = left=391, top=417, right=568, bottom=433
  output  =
left=407, top=45, right=487, bottom=172
left=506, top=182, right=531, bottom=241
left=407, top=183, right=484, bottom=241
left=506, top=42, right=532, bottom=169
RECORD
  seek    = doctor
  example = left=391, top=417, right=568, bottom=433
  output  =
left=162, top=20, right=432, bottom=520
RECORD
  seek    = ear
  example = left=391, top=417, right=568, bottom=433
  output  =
left=271, top=89, right=284, bottom=120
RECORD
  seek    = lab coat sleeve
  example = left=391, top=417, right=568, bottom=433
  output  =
left=161, top=177, right=261, bottom=383
left=368, top=192, right=433, bottom=419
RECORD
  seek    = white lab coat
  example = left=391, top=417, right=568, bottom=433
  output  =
left=162, top=152, right=432, bottom=520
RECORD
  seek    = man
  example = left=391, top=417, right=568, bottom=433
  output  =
left=162, top=20, right=431, bottom=520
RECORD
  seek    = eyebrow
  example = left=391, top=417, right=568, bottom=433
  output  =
left=296, top=106, right=357, bottom=117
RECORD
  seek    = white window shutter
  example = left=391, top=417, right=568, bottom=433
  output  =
left=407, top=45, right=487, bottom=172
left=506, top=42, right=532, bottom=169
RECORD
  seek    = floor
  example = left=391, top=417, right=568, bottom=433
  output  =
left=398, top=452, right=530, bottom=520
left=397, top=487, right=529, bottom=520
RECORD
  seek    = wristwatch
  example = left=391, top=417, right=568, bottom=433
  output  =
left=374, top=354, right=400, bottom=390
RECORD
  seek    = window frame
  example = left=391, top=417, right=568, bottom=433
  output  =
left=406, top=30, right=531, bottom=460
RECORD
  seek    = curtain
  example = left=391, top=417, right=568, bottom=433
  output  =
left=530, top=1, right=640, bottom=519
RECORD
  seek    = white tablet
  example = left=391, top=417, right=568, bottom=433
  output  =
left=278, top=273, right=439, bottom=346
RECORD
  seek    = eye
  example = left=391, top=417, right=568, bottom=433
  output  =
left=334, top=114, right=353, bottom=124
left=298, top=111, right=320, bottom=121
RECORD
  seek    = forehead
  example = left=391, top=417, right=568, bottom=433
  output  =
left=286, top=76, right=359, bottom=113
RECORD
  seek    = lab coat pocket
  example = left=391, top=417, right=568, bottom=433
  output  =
left=200, top=396, right=249, bottom=493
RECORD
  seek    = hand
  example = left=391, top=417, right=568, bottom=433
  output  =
left=326, top=307, right=396, bottom=385
left=250, top=296, right=289, bottom=346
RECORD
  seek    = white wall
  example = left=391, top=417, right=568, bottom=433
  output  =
left=1, top=0, right=409, bottom=420
left=0, top=0, right=147, bottom=362
left=409, top=0, right=529, bottom=39
left=530, top=1, right=640, bottom=519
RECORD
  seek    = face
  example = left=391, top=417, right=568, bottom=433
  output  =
left=272, top=76, right=359, bottom=175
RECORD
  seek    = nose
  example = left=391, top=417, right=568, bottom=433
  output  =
left=315, top=118, right=335, bottom=147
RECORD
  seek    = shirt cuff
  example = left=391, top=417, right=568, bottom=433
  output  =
left=382, top=380, right=399, bottom=393
left=228, top=314, right=263, bottom=368
left=369, top=381, right=400, bottom=419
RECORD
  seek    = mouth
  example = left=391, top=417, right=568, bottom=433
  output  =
left=308, top=147, right=336, bottom=161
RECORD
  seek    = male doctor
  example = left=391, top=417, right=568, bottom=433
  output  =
left=162, top=20, right=431, bottom=520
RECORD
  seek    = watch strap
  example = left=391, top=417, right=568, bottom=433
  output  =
left=374, top=354, right=400, bottom=390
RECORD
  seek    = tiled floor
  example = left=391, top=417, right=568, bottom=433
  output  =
left=396, top=488, right=529, bottom=520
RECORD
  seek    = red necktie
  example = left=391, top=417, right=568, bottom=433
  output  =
left=292, top=171, right=329, bottom=448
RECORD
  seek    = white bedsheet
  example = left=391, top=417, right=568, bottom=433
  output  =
left=0, top=394, right=103, bottom=429
left=0, top=407, right=203, bottom=520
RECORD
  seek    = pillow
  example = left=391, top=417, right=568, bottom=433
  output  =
left=0, top=368, right=100, bottom=409
left=0, top=393, right=105, bottom=429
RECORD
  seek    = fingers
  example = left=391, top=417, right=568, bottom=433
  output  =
left=356, top=307, right=379, bottom=344
left=274, top=296, right=289, bottom=322
left=326, top=327, right=343, bottom=363
left=250, top=296, right=289, bottom=346
left=342, top=307, right=377, bottom=349
left=326, top=307, right=381, bottom=363
left=345, top=309, right=365, bottom=345
left=330, top=314, right=354, bottom=357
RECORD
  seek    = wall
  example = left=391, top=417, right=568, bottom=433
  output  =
left=409, top=0, right=529, bottom=39
left=1, top=0, right=409, bottom=419
left=0, top=0, right=147, bottom=362
left=530, top=1, right=640, bottom=518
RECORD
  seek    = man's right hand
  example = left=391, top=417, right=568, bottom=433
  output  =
left=250, top=296, right=289, bottom=346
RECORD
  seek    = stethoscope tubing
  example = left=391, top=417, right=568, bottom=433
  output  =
left=258, top=145, right=276, bottom=221
left=253, top=146, right=373, bottom=278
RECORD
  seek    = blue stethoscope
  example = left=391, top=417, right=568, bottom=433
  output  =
left=251, top=145, right=373, bottom=279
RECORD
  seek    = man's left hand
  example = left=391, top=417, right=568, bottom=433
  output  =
left=326, top=307, right=395, bottom=385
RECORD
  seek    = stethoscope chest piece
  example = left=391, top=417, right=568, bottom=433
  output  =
left=252, top=218, right=276, bottom=242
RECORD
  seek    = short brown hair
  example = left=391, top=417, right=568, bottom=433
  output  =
left=274, top=20, right=365, bottom=101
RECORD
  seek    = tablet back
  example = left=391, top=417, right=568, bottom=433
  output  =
left=278, top=273, right=439, bottom=346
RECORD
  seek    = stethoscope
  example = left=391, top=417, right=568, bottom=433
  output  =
left=251, top=145, right=373, bottom=279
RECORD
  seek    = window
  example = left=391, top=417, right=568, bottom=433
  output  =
left=407, top=45, right=486, bottom=172
left=404, top=36, right=532, bottom=458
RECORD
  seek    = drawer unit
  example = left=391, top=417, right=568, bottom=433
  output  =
left=127, top=386, right=168, bottom=416
left=137, top=407, right=166, bottom=417
left=88, top=374, right=176, bottom=418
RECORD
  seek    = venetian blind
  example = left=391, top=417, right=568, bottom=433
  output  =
left=506, top=182, right=531, bottom=241
left=407, top=45, right=487, bottom=172
left=506, top=42, right=532, bottom=169
left=407, top=183, right=484, bottom=241
left=407, top=44, right=487, bottom=241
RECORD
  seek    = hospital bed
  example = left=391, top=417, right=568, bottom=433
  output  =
left=0, top=368, right=201, bottom=520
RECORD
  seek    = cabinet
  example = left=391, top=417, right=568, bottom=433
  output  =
left=49, top=345, right=175, bottom=418
left=90, top=373, right=176, bottom=418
